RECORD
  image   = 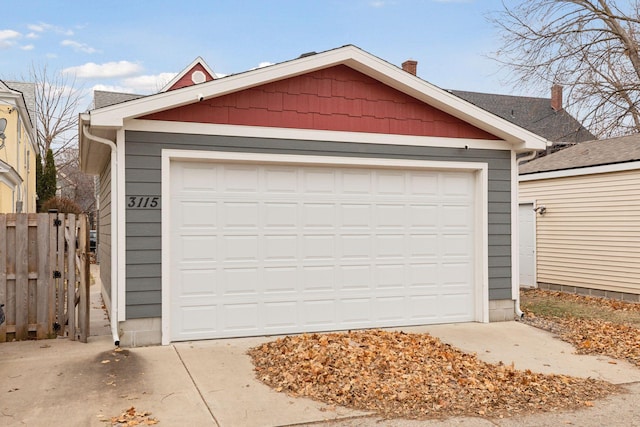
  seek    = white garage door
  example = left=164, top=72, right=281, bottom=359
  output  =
left=169, top=159, right=476, bottom=341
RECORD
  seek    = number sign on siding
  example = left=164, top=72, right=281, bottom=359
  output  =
left=127, top=196, right=160, bottom=209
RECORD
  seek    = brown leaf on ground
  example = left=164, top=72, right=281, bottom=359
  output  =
left=248, top=329, right=618, bottom=419
left=521, top=289, right=640, bottom=368
left=110, top=406, right=158, bottom=426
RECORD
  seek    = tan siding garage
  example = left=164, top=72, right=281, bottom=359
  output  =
left=520, top=168, right=640, bottom=296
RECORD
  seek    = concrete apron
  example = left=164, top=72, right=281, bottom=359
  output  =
left=2, top=320, right=639, bottom=427
left=173, top=321, right=640, bottom=427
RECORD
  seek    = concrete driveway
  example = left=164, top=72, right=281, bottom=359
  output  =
left=2, top=321, right=640, bottom=427
left=2, top=266, right=639, bottom=426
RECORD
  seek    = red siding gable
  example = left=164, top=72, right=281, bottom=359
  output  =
left=167, top=63, right=215, bottom=91
left=144, top=65, right=500, bottom=140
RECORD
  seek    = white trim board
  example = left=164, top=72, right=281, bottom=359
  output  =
left=160, top=149, right=490, bottom=344
left=519, top=160, right=640, bottom=181
left=126, top=119, right=514, bottom=151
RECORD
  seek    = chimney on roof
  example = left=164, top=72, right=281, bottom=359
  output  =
left=402, top=59, right=418, bottom=76
left=551, top=84, right=563, bottom=111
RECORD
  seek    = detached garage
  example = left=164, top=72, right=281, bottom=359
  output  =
left=79, top=45, right=548, bottom=346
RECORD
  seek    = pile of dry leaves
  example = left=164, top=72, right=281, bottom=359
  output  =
left=108, top=406, right=158, bottom=426
left=521, top=289, right=640, bottom=368
left=249, top=329, right=618, bottom=419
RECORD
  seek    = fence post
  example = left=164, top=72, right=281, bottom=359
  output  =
left=36, top=214, right=50, bottom=339
left=67, top=214, right=76, bottom=340
left=78, top=214, right=90, bottom=342
left=56, top=213, right=65, bottom=336
left=15, top=214, right=28, bottom=340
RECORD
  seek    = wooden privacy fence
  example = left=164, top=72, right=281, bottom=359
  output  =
left=0, top=213, right=90, bottom=343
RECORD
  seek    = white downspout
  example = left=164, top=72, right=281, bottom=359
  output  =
left=82, top=125, right=120, bottom=346
left=514, top=150, right=539, bottom=319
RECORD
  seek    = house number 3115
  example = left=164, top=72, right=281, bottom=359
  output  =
left=127, top=196, right=159, bottom=208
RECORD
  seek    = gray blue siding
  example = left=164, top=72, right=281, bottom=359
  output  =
left=125, top=130, right=513, bottom=319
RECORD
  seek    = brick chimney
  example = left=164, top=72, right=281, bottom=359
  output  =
left=402, top=59, right=418, bottom=76
left=551, top=84, right=563, bottom=111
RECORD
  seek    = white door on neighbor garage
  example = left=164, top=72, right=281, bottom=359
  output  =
left=519, top=203, right=536, bottom=287
left=169, top=159, right=477, bottom=341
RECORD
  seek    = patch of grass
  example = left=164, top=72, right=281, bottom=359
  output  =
left=521, top=288, right=640, bottom=328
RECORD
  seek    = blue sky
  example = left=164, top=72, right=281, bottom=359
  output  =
left=1, top=0, right=524, bottom=102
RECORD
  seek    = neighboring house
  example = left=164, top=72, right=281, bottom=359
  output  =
left=519, top=134, right=640, bottom=301
left=451, top=86, right=596, bottom=148
left=0, top=81, right=37, bottom=213
left=80, top=45, right=548, bottom=347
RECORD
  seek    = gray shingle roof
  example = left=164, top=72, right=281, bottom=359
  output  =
left=450, top=90, right=595, bottom=143
left=4, top=81, right=36, bottom=123
left=93, top=90, right=146, bottom=109
left=519, top=134, right=640, bottom=174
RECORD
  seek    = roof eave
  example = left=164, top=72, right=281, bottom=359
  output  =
left=86, top=45, right=551, bottom=152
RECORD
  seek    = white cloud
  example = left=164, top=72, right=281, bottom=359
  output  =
left=28, top=22, right=73, bottom=36
left=370, top=1, right=386, bottom=7
left=26, top=32, right=39, bottom=39
left=0, top=29, right=21, bottom=48
left=46, top=53, right=58, bottom=59
left=20, top=44, right=34, bottom=51
left=122, top=72, right=178, bottom=93
left=91, top=83, right=137, bottom=94
left=63, top=61, right=143, bottom=78
left=61, top=39, right=98, bottom=54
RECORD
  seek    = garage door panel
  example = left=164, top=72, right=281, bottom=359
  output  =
left=341, top=235, right=372, bottom=259
left=263, top=267, right=298, bottom=293
left=377, top=170, right=405, bottom=191
left=265, top=167, right=298, bottom=193
left=223, top=166, right=259, bottom=192
left=376, top=204, right=406, bottom=227
left=302, top=300, right=336, bottom=326
left=302, top=266, right=335, bottom=292
left=339, top=298, right=372, bottom=324
left=222, top=303, right=259, bottom=331
left=180, top=201, right=218, bottom=227
left=177, top=269, right=218, bottom=296
left=408, top=295, right=439, bottom=321
left=375, top=235, right=405, bottom=258
left=222, top=268, right=259, bottom=295
left=170, top=161, right=477, bottom=341
left=302, top=203, right=336, bottom=227
left=264, top=302, right=298, bottom=329
left=341, top=265, right=372, bottom=290
left=303, top=169, right=336, bottom=193
left=264, top=203, right=298, bottom=228
left=341, top=204, right=372, bottom=228
left=222, top=236, right=259, bottom=261
left=342, top=171, right=372, bottom=194
left=302, top=235, right=335, bottom=260
left=222, top=202, right=259, bottom=228
left=181, top=306, right=218, bottom=333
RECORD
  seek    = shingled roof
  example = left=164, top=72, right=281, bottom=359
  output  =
left=450, top=90, right=595, bottom=144
left=93, top=90, right=146, bottom=109
left=5, top=81, right=36, bottom=123
left=519, top=134, right=640, bottom=175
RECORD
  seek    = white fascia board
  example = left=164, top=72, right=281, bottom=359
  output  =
left=518, top=160, right=640, bottom=182
left=88, top=45, right=548, bottom=151
left=127, top=119, right=514, bottom=151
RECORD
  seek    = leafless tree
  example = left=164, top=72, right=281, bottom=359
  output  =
left=55, top=147, right=97, bottom=223
left=30, top=64, right=84, bottom=159
left=490, top=0, right=640, bottom=137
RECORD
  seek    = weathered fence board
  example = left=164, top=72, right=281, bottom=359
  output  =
left=0, top=213, right=90, bottom=342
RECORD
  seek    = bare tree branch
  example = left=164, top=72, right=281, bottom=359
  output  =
left=30, top=64, right=84, bottom=155
left=490, top=0, right=640, bottom=137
